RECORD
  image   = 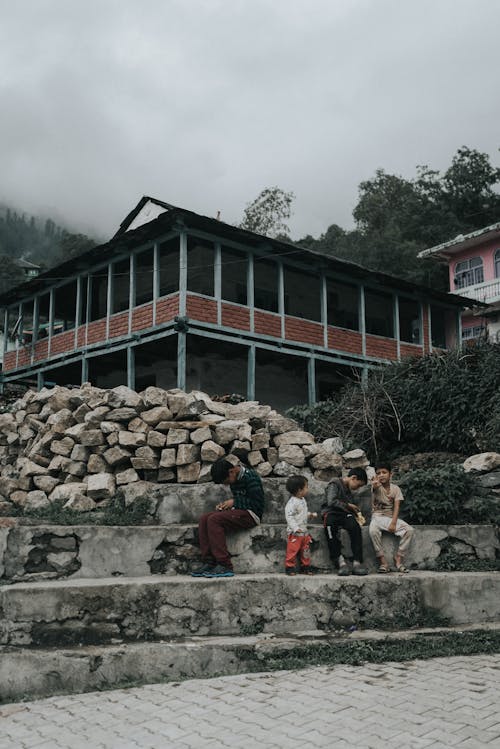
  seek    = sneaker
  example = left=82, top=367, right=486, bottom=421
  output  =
left=338, top=564, right=350, bottom=577
left=285, top=568, right=297, bottom=576
left=204, top=564, right=234, bottom=578
left=191, top=563, right=215, bottom=577
left=352, top=566, right=368, bottom=576
left=300, top=568, right=314, bottom=576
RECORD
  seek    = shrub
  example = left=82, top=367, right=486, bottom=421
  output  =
left=397, top=464, right=475, bottom=524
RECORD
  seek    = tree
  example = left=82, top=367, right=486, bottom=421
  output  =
left=0, top=256, right=25, bottom=294
left=240, top=187, right=295, bottom=238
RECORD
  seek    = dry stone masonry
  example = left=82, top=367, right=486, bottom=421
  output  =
left=0, top=384, right=346, bottom=514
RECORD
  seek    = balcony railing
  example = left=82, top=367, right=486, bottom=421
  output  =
left=452, top=277, right=500, bottom=303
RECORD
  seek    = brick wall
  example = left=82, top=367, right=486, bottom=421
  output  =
left=77, top=326, right=87, bottom=348
left=186, top=294, right=217, bottom=324
left=131, top=303, right=154, bottom=333
left=50, top=330, right=75, bottom=357
left=328, top=327, right=363, bottom=355
left=285, top=316, right=323, bottom=346
left=3, top=351, right=16, bottom=372
left=156, top=293, right=179, bottom=324
left=366, top=335, right=398, bottom=360
left=221, top=303, right=250, bottom=331
left=17, top=347, right=30, bottom=367
left=109, top=311, right=129, bottom=339
left=422, top=306, right=430, bottom=354
left=400, top=342, right=423, bottom=359
left=254, top=310, right=281, bottom=337
left=33, top=339, right=49, bottom=362
left=87, top=319, right=107, bottom=345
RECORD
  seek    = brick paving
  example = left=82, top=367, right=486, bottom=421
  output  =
left=0, top=655, right=499, bottom=748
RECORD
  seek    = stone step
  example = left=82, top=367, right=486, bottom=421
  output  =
left=2, top=621, right=499, bottom=704
left=1, top=572, right=499, bottom=649
left=1, top=521, right=497, bottom=582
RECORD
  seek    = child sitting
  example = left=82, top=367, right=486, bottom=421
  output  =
left=369, top=462, right=414, bottom=573
left=284, top=475, right=317, bottom=576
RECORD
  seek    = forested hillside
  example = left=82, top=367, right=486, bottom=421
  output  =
left=0, top=206, right=96, bottom=293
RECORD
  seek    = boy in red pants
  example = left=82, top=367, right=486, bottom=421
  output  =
left=284, top=475, right=317, bottom=575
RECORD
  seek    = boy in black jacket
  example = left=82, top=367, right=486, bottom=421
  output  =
left=321, top=468, right=368, bottom=576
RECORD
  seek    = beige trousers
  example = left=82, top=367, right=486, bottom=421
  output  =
left=369, top=514, right=414, bottom=558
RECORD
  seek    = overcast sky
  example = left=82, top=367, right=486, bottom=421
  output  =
left=1, top=0, right=499, bottom=242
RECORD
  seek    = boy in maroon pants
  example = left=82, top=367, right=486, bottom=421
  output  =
left=191, top=456, right=265, bottom=578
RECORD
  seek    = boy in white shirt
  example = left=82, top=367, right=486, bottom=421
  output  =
left=284, top=475, right=317, bottom=576
left=370, top=462, right=414, bottom=573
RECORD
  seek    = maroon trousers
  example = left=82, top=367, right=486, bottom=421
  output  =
left=198, top=509, right=256, bottom=569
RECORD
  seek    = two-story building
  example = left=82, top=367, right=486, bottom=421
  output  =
left=0, top=197, right=474, bottom=411
left=418, top=221, right=500, bottom=343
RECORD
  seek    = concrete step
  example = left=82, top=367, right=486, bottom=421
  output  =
left=1, top=620, right=499, bottom=704
left=1, top=571, right=499, bottom=649
left=1, top=522, right=497, bottom=582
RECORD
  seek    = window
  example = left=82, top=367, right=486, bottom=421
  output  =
left=187, top=236, right=214, bottom=296
left=159, top=237, right=180, bottom=297
left=36, top=294, right=50, bottom=340
left=254, top=257, right=279, bottom=312
left=5, top=308, right=18, bottom=351
left=495, top=249, right=500, bottom=279
left=112, top=258, right=130, bottom=314
left=462, top=325, right=485, bottom=341
left=53, top=281, right=77, bottom=334
left=327, top=280, right=359, bottom=330
left=430, top=305, right=447, bottom=348
left=221, top=247, right=247, bottom=305
left=365, top=289, right=394, bottom=338
left=21, top=300, right=34, bottom=344
left=454, top=257, right=483, bottom=289
left=89, top=270, right=108, bottom=321
left=135, top=248, right=154, bottom=306
left=284, top=267, right=321, bottom=321
left=80, top=276, right=89, bottom=325
left=398, top=298, right=421, bottom=344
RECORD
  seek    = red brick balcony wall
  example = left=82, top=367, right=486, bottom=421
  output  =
left=400, top=342, right=423, bottom=359
left=50, top=330, right=75, bottom=357
left=131, top=303, right=154, bottom=333
left=86, top=319, right=107, bottom=345
left=109, top=311, right=129, bottom=339
left=186, top=294, right=217, bottom=324
left=3, top=351, right=16, bottom=372
left=156, top=294, right=179, bottom=324
left=285, top=317, right=323, bottom=346
left=18, top=347, right=31, bottom=367
left=221, top=303, right=251, bottom=331
left=366, top=335, right=398, bottom=360
left=328, top=327, right=363, bottom=355
left=254, top=310, right=281, bottom=337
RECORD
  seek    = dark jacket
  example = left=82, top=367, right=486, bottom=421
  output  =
left=232, top=467, right=265, bottom=519
left=321, top=478, right=353, bottom=516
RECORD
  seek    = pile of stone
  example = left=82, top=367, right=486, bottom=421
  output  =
left=0, top=384, right=350, bottom=514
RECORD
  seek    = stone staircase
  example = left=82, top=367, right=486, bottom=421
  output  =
left=0, top=514, right=499, bottom=703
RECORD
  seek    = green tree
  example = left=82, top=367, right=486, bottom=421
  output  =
left=240, top=186, right=295, bottom=238
left=0, top=255, right=25, bottom=293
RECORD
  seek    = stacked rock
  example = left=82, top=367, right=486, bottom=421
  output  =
left=0, top=384, right=345, bottom=514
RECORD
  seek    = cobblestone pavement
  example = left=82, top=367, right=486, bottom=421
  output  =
left=1, top=655, right=499, bottom=748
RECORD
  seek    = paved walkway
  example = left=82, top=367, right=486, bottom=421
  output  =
left=0, top=655, right=499, bottom=748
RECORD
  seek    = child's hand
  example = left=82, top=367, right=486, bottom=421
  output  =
left=216, top=499, right=235, bottom=511
left=309, top=512, right=318, bottom=519
left=371, top=477, right=380, bottom=489
left=388, top=521, right=397, bottom=533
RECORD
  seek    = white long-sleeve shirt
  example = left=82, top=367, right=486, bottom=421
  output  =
left=285, top=495, right=309, bottom=535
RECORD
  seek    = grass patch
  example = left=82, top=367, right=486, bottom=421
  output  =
left=433, top=548, right=500, bottom=572
left=19, top=497, right=153, bottom=526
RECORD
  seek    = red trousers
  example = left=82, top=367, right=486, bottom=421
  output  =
left=198, top=509, right=256, bottom=569
left=285, top=534, right=312, bottom=569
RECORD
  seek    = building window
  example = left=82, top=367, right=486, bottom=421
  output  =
left=462, top=325, right=485, bottom=341
left=398, top=298, right=421, bottom=344
left=111, top=258, right=130, bottom=314
left=135, top=248, right=154, bottom=306
left=159, top=237, right=180, bottom=297
left=454, top=257, right=484, bottom=289
left=187, top=236, right=214, bottom=297
left=327, top=280, right=359, bottom=330
left=221, top=247, right=247, bottom=305
left=36, top=294, right=50, bottom=340
left=21, top=300, right=34, bottom=344
left=430, top=305, right=447, bottom=348
left=365, top=289, right=394, bottom=338
left=53, top=281, right=77, bottom=334
left=254, top=257, right=279, bottom=313
left=90, top=270, right=108, bottom=322
left=80, top=276, right=89, bottom=325
left=495, top=249, right=500, bottom=279
left=284, top=267, right=321, bottom=321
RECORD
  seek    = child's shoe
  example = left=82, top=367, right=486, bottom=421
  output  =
left=285, top=567, right=297, bottom=576
left=338, top=564, right=350, bottom=576
left=300, top=567, right=314, bottom=575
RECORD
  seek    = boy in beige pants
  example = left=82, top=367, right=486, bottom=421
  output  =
left=369, top=462, right=414, bottom=572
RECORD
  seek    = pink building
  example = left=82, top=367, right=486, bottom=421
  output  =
left=418, top=222, right=500, bottom=343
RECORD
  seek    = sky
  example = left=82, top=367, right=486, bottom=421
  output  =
left=1, top=0, right=499, bottom=242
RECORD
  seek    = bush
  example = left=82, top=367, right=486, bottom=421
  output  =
left=397, top=464, right=475, bottom=524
